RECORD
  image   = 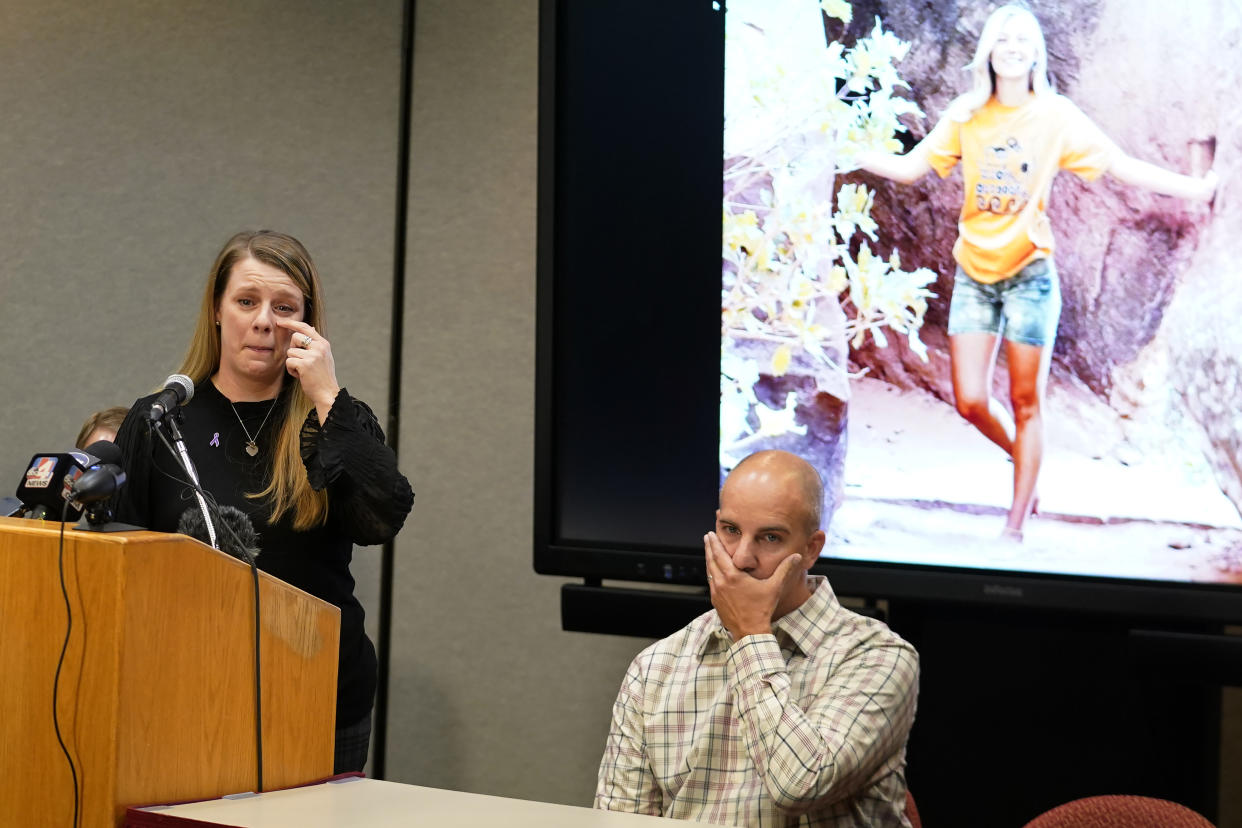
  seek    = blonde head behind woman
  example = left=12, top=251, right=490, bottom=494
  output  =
left=76, top=406, right=129, bottom=448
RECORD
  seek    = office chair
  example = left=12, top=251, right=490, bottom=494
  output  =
left=1021, top=794, right=1214, bottom=828
left=905, top=788, right=922, bottom=828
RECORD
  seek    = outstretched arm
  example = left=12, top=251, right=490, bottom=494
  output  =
left=1108, top=154, right=1217, bottom=203
left=856, top=146, right=934, bottom=185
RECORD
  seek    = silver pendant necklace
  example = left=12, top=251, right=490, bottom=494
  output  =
left=229, top=398, right=279, bottom=457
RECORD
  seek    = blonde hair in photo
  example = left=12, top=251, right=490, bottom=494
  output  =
left=948, top=4, right=1052, bottom=122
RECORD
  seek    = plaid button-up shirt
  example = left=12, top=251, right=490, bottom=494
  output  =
left=595, top=577, right=918, bottom=827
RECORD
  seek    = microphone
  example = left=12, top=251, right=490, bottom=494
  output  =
left=148, top=374, right=195, bottom=423
left=72, top=463, right=131, bottom=529
left=16, top=446, right=112, bottom=519
left=13, top=440, right=126, bottom=521
left=69, top=465, right=126, bottom=506
left=82, top=440, right=123, bottom=467
left=178, top=505, right=260, bottom=564
left=71, top=441, right=127, bottom=512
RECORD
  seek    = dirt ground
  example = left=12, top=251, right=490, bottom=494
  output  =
left=831, top=376, right=1242, bottom=584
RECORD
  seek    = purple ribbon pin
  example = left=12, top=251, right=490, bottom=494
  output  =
left=210, top=432, right=220, bottom=447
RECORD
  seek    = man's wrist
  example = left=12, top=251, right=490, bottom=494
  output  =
left=725, top=631, right=787, bottom=693
left=730, top=624, right=773, bottom=641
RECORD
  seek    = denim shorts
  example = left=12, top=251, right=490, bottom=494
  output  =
left=946, top=258, right=1061, bottom=347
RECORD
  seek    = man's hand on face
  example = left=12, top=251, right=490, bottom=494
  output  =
left=704, top=530, right=804, bottom=641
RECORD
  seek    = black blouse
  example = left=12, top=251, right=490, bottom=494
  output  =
left=113, top=379, right=413, bottom=726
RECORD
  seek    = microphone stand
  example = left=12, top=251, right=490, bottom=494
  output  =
left=72, top=471, right=144, bottom=534
left=162, top=415, right=218, bottom=550
left=153, top=410, right=265, bottom=791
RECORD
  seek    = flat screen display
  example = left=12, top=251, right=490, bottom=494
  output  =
left=536, top=0, right=1242, bottom=623
left=720, top=0, right=1241, bottom=587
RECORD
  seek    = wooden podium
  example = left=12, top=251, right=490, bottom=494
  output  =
left=0, top=517, right=340, bottom=827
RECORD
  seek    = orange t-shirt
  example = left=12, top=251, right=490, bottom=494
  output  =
left=920, top=93, right=1121, bottom=283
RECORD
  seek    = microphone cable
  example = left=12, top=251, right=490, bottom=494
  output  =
left=53, top=500, right=81, bottom=828
left=150, top=421, right=265, bottom=794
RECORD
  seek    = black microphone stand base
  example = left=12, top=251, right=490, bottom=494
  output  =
left=71, top=500, right=144, bottom=533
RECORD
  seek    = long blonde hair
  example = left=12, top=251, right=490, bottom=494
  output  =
left=948, top=4, right=1052, bottom=122
left=180, top=230, right=330, bottom=530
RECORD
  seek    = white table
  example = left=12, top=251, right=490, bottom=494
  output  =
left=126, top=777, right=723, bottom=827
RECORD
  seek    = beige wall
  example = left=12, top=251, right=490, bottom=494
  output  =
left=0, top=1, right=403, bottom=755
left=0, top=0, right=401, bottom=474
left=389, top=0, right=644, bottom=804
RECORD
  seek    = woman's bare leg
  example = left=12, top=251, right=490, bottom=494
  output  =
left=949, top=332, right=1015, bottom=453
left=1003, top=339, right=1053, bottom=535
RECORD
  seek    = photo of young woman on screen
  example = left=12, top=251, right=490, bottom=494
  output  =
left=721, top=0, right=1239, bottom=583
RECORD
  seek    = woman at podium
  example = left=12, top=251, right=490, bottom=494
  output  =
left=112, top=229, right=414, bottom=773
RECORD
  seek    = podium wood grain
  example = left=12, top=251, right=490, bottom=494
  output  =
left=0, top=517, right=339, bottom=827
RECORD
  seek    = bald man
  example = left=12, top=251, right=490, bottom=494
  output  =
left=595, top=450, right=919, bottom=827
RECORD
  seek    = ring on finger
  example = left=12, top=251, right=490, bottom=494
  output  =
left=299, top=334, right=313, bottom=349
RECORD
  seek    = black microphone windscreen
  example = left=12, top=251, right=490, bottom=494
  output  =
left=83, top=440, right=123, bottom=466
left=177, top=505, right=260, bottom=563
left=176, top=504, right=205, bottom=535
left=216, top=505, right=260, bottom=561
